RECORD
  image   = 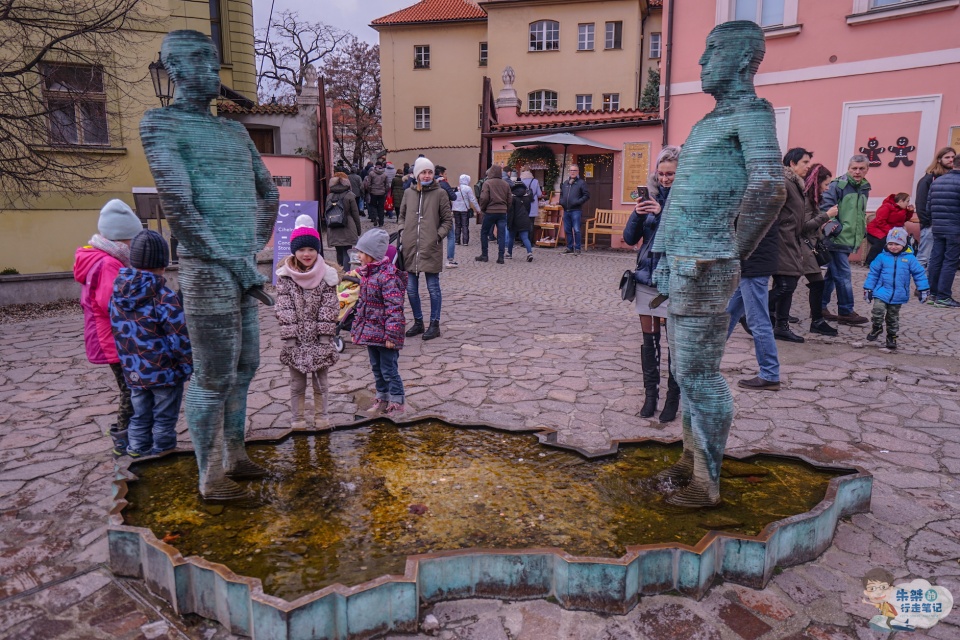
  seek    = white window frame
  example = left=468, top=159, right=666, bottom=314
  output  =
left=414, top=45, right=430, bottom=69
left=849, top=0, right=959, bottom=24
left=479, top=42, right=488, bottom=66
left=649, top=33, right=662, bottom=59
left=414, top=106, right=430, bottom=130
left=528, top=90, right=558, bottom=112
left=43, top=63, right=110, bottom=146
left=529, top=20, right=560, bottom=52
left=604, top=21, right=623, bottom=50
left=576, top=94, right=593, bottom=111
left=578, top=23, right=594, bottom=51
left=716, top=0, right=800, bottom=36
left=602, top=93, right=620, bottom=111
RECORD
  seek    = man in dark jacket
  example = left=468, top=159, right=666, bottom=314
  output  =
left=363, top=162, right=392, bottom=227
left=726, top=221, right=781, bottom=391
left=348, top=166, right=365, bottom=217
left=926, top=165, right=960, bottom=307
left=769, top=147, right=812, bottom=343
left=434, top=166, right=459, bottom=203
left=559, top=164, right=590, bottom=255
left=477, top=164, right=512, bottom=264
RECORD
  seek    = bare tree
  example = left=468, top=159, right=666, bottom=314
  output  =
left=0, top=0, right=156, bottom=201
left=254, top=10, right=347, bottom=103
left=323, top=36, right=382, bottom=167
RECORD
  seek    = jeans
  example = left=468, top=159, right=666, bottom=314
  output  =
left=926, top=233, right=960, bottom=300
left=822, top=250, right=854, bottom=315
left=769, top=275, right=799, bottom=324
left=367, top=346, right=404, bottom=403
left=563, top=209, right=582, bottom=251
left=128, top=383, right=184, bottom=454
left=480, top=213, right=507, bottom=258
left=369, top=194, right=386, bottom=226
left=408, top=271, right=441, bottom=322
left=508, top=229, right=533, bottom=255
left=454, top=212, right=470, bottom=244
left=335, top=245, right=352, bottom=272
left=726, top=276, right=780, bottom=382
left=918, top=226, right=933, bottom=267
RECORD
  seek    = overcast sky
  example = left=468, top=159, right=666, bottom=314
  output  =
left=252, top=0, right=413, bottom=43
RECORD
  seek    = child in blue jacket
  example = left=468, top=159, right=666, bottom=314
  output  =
left=863, top=228, right=929, bottom=350
left=109, top=231, right=192, bottom=456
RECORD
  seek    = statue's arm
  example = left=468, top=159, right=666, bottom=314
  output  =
left=238, top=122, right=279, bottom=249
left=734, top=105, right=786, bottom=260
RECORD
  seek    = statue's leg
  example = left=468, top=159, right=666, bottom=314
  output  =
left=656, top=314, right=694, bottom=483
left=223, top=295, right=267, bottom=478
left=180, top=259, right=248, bottom=500
left=665, top=314, right=732, bottom=507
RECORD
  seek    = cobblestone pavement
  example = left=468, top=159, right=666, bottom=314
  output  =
left=1, top=218, right=959, bottom=639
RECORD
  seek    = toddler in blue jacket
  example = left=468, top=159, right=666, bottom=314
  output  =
left=863, top=228, right=929, bottom=350
left=109, top=230, right=192, bottom=456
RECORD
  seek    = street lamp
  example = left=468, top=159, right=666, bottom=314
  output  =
left=148, top=52, right=175, bottom=106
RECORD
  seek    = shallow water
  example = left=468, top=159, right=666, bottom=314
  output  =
left=122, top=421, right=845, bottom=601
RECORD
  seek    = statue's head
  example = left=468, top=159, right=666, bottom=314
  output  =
left=161, top=30, right=221, bottom=104
left=699, top=21, right=765, bottom=98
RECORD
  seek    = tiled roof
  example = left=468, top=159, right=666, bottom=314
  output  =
left=217, top=100, right=299, bottom=115
left=371, top=0, right=486, bottom=27
left=490, top=109, right=660, bottom=133
left=649, top=0, right=663, bottom=8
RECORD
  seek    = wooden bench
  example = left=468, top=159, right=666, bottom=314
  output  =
left=585, top=209, right=633, bottom=249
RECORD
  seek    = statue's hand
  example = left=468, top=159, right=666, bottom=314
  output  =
left=653, top=260, right=670, bottom=296
left=226, top=256, right=266, bottom=291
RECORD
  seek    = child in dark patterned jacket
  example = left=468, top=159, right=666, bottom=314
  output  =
left=350, top=228, right=407, bottom=417
left=109, top=230, right=192, bottom=457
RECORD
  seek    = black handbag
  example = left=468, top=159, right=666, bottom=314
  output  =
left=619, top=238, right=656, bottom=302
left=804, top=237, right=829, bottom=267
left=619, top=269, right=637, bottom=302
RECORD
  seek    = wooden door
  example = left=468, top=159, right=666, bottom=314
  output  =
left=578, top=154, right=614, bottom=247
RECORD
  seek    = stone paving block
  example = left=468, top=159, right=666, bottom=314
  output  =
left=632, top=602, right=721, bottom=640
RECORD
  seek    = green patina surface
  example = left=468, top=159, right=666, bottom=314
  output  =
left=122, top=421, right=844, bottom=601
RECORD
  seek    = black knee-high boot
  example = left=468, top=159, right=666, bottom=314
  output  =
left=640, top=332, right=660, bottom=418
left=659, top=351, right=680, bottom=423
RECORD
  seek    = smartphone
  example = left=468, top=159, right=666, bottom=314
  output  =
left=636, top=186, right=650, bottom=201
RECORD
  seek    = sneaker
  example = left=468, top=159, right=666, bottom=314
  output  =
left=821, top=309, right=839, bottom=321
left=475, top=255, right=488, bottom=262
left=526, top=253, right=534, bottom=262
left=369, top=399, right=388, bottom=415
left=505, top=253, right=513, bottom=259
left=866, top=325, right=882, bottom=341
left=574, top=250, right=582, bottom=256
left=809, top=319, right=838, bottom=336
left=125, top=448, right=150, bottom=458
left=934, top=297, right=960, bottom=308
left=836, top=312, right=869, bottom=325
left=563, top=248, right=574, bottom=254
left=737, top=376, right=781, bottom=391
left=885, top=335, right=898, bottom=350
left=445, top=261, right=459, bottom=268
left=926, top=296, right=938, bottom=305
left=385, top=402, right=405, bottom=417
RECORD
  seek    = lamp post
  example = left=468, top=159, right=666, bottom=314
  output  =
left=148, top=53, right=175, bottom=106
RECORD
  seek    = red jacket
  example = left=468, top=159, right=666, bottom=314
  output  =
left=74, top=246, right=123, bottom=364
left=867, top=194, right=911, bottom=239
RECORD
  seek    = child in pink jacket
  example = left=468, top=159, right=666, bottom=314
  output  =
left=73, top=199, right=143, bottom=455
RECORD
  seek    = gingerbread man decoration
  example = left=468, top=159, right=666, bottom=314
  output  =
left=859, top=137, right=885, bottom=167
left=887, top=136, right=916, bottom=168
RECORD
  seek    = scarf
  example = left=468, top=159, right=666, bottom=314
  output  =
left=89, top=234, right=130, bottom=266
left=275, top=255, right=339, bottom=290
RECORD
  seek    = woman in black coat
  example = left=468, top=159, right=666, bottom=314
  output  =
left=622, top=145, right=681, bottom=423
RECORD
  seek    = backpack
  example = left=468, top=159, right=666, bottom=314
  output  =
left=326, top=194, right=346, bottom=228
left=519, top=184, right=534, bottom=211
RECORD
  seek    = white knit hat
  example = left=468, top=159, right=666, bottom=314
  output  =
left=413, top=157, right=435, bottom=179
left=98, top=199, right=143, bottom=241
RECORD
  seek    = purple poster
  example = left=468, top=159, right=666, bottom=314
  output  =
left=272, top=201, right=320, bottom=284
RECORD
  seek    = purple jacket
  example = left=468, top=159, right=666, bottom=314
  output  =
left=351, top=257, right=406, bottom=348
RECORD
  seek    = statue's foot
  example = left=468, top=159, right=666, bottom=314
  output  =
left=656, top=451, right=694, bottom=485
left=200, top=476, right=252, bottom=502
left=246, top=285, right=275, bottom=307
left=665, top=478, right=720, bottom=508
left=225, top=457, right=269, bottom=479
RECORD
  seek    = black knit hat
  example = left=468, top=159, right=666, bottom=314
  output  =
left=130, top=230, right=169, bottom=270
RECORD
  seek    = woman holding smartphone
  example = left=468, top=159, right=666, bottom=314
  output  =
left=623, top=145, right=681, bottom=422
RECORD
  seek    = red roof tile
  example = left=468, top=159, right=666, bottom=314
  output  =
left=371, top=0, right=486, bottom=27
left=490, top=109, right=660, bottom=134
left=649, top=0, right=663, bottom=7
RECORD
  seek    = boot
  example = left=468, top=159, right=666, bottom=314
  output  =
left=423, top=320, right=441, bottom=340
left=405, top=318, right=425, bottom=337
left=639, top=333, right=660, bottom=418
left=659, top=354, right=680, bottom=423
left=885, top=333, right=897, bottom=350
left=110, top=427, right=128, bottom=458
left=866, top=325, right=882, bottom=342
left=773, top=320, right=805, bottom=343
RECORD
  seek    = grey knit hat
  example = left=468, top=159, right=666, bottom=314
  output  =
left=355, top=228, right=389, bottom=261
left=98, top=199, right=143, bottom=241
left=130, top=230, right=170, bottom=270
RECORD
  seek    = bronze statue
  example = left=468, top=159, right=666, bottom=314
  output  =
left=652, top=21, right=785, bottom=507
left=140, top=30, right=279, bottom=500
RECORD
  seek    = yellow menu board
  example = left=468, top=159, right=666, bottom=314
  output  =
left=951, top=126, right=960, bottom=152
left=492, top=150, right=513, bottom=168
left=621, top=142, right=651, bottom=204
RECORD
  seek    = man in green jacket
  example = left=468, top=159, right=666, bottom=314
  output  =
left=820, top=155, right=871, bottom=325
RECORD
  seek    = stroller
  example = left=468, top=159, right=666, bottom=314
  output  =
left=331, top=241, right=401, bottom=353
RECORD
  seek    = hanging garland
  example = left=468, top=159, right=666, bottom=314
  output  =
left=506, top=146, right=560, bottom=194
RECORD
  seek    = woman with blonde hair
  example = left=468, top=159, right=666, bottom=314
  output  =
left=915, top=146, right=956, bottom=267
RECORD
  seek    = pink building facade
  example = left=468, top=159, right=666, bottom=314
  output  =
left=663, top=0, right=960, bottom=213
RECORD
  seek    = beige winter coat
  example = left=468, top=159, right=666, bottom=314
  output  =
left=398, top=180, right=453, bottom=274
